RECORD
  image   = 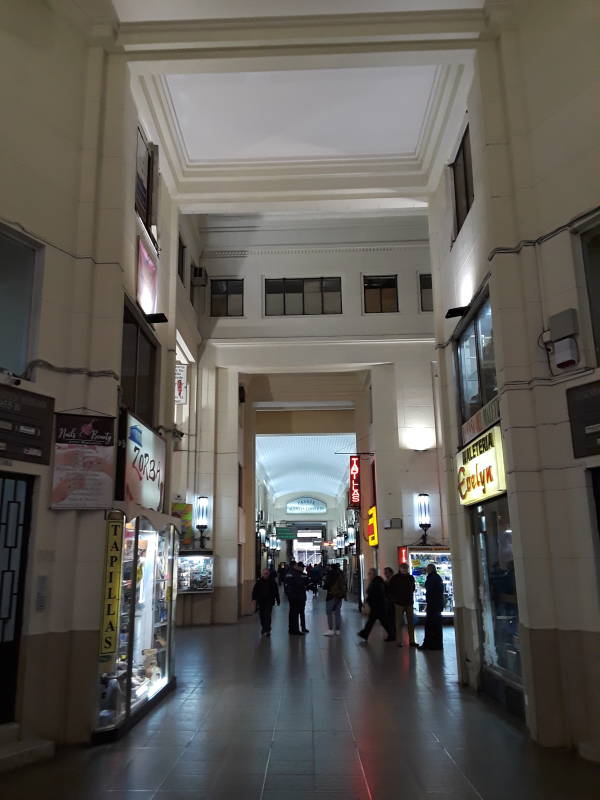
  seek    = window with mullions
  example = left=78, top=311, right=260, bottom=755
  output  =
left=363, top=275, right=398, bottom=313
left=120, top=303, right=157, bottom=427
left=451, top=126, right=474, bottom=238
left=211, top=279, right=244, bottom=317
left=457, top=298, right=497, bottom=423
left=135, top=128, right=158, bottom=241
left=265, top=277, right=342, bottom=316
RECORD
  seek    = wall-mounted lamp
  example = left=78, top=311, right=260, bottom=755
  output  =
left=258, top=526, right=267, bottom=546
left=417, top=493, right=431, bottom=545
left=195, top=496, right=210, bottom=550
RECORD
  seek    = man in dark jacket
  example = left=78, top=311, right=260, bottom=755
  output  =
left=388, top=562, right=417, bottom=647
left=358, top=568, right=393, bottom=642
left=419, top=563, right=444, bottom=650
left=252, top=568, right=280, bottom=637
left=287, top=562, right=309, bottom=635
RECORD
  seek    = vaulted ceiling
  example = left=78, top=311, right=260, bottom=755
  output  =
left=256, top=434, right=356, bottom=499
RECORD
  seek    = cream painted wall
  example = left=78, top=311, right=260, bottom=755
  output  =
left=428, top=0, right=600, bottom=748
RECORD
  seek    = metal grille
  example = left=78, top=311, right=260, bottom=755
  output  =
left=0, top=477, right=29, bottom=643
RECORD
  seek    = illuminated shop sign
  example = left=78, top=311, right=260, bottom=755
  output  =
left=367, top=505, right=379, bottom=547
left=456, top=424, right=506, bottom=506
left=348, top=455, right=361, bottom=509
left=286, top=497, right=327, bottom=514
left=461, top=396, right=500, bottom=445
left=124, top=413, right=166, bottom=511
left=137, top=238, right=157, bottom=315
left=100, top=514, right=124, bottom=655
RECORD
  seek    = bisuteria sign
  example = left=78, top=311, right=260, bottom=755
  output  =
left=456, top=424, right=506, bottom=506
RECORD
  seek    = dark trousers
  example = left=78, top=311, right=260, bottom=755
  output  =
left=258, top=603, right=273, bottom=633
left=385, top=600, right=396, bottom=639
left=422, top=609, right=443, bottom=649
left=289, top=599, right=306, bottom=633
left=361, top=608, right=391, bottom=640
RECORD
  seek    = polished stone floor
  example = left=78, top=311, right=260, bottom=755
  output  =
left=2, top=594, right=600, bottom=799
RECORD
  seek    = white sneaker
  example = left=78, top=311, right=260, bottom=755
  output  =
left=335, top=630, right=341, bottom=636
left=323, top=631, right=335, bottom=637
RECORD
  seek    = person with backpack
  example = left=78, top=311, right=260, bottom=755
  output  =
left=323, top=563, right=347, bottom=637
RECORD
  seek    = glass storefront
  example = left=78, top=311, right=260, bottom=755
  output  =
left=472, top=496, right=521, bottom=681
left=96, top=514, right=177, bottom=736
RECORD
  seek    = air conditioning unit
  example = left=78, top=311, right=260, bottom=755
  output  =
left=191, top=265, right=207, bottom=286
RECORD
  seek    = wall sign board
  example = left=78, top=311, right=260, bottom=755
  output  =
left=286, top=497, right=327, bottom=514
left=456, top=424, right=506, bottom=506
left=0, top=384, right=54, bottom=465
left=348, top=455, right=361, bottom=509
left=367, top=505, right=379, bottom=547
left=461, top=396, right=501, bottom=445
left=124, top=413, right=165, bottom=511
left=567, top=380, right=600, bottom=458
left=100, top=514, right=124, bottom=656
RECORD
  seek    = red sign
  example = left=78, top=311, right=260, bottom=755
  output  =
left=348, top=455, right=361, bottom=509
left=398, top=546, right=408, bottom=566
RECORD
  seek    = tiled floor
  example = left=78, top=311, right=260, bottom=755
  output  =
left=2, top=594, right=600, bottom=799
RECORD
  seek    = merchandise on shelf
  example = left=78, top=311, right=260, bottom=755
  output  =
left=408, top=550, right=455, bottom=618
left=177, top=554, right=214, bottom=594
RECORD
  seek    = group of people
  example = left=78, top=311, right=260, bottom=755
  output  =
left=358, top=562, right=444, bottom=650
left=252, top=559, right=445, bottom=651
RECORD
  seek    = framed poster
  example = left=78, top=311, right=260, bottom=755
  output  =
left=124, top=413, right=166, bottom=511
left=51, top=414, right=115, bottom=509
left=174, top=363, right=188, bottom=405
left=137, top=238, right=157, bottom=315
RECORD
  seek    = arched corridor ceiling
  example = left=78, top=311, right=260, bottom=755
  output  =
left=256, top=433, right=356, bottom=499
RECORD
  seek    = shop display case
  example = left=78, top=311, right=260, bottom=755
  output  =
left=399, top=547, right=455, bottom=619
left=177, top=553, right=214, bottom=594
left=95, top=514, right=177, bottom=738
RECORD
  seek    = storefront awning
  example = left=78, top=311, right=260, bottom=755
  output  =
left=111, top=501, right=183, bottom=533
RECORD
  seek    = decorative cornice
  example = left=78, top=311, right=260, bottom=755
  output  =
left=202, top=241, right=429, bottom=259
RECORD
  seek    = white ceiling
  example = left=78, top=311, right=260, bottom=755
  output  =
left=256, top=433, right=357, bottom=499
left=114, top=1, right=484, bottom=23
left=165, top=66, right=437, bottom=162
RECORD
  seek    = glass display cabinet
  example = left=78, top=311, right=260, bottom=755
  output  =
left=94, top=513, right=177, bottom=739
left=177, top=553, right=214, bottom=594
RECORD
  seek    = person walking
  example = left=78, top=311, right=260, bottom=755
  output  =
left=388, top=562, right=417, bottom=647
left=383, top=566, right=396, bottom=642
left=287, top=562, right=309, bottom=635
left=358, top=568, right=393, bottom=643
left=323, top=563, right=347, bottom=637
left=252, top=568, right=280, bottom=637
left=419, top=563, right=444, bottom=651
left=277, top=562, right=287, bottom=586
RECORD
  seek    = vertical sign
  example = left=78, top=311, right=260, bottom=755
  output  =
left=137, top=238, right=157, bottom=315
left=367, top=505, right=379, bottom=547
left=174, top=363, right=188, bottom=405
left=100, top=514, right=124, bottom=655
left=398, top=545, right=409, bottom=565
left=348, top=455, right=361, bottom=509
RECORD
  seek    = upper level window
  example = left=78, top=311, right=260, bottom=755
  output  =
left=457, top=298, right=496, bottom=423
left=582, top=224, right=600, bottom=364
left=178, top=237, right=186, bottom=283
left=211, top=279, right=243, bottom=317
left=120, top=303, right=157, bottom=427
left=135, top=128, right=158, bottom=242
left=265, top=277, right=342, bottom=316
left=451, top=126, right=474, bottom=238
left=364, top=275, right=398, bottom=313
left=419, top=274, right=433, bottom=312
left=0, top=226, right=38, bottom=376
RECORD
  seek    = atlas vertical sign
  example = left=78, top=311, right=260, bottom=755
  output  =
left=100, top=514, right=124, bottom=655
left=367, top=505, right=379, bottom=547
left=348, top=455, right=361, bottom=509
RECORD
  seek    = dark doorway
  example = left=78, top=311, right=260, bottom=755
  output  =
left=0, top=473, right=34, bottom=723
left=591, top=468, right=600, bottom=542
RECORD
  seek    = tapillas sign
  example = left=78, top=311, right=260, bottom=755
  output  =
left=348, top=455, right=361, bottom=509
left=456, top=424, right=506, bottom=506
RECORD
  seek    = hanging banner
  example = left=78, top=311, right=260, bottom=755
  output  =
left=368, top=505, right=379, bottom=547
left=174, top=364, right=188, bottom=405
left=348, top=455, right=361, bottom=509
left=456, top=424, right=506, bottom=506
left=100, top=514, right=124, bottom=656
left=124, top=413, right=166, bottom=512
left=137, top=238, right=157, bottom=315
left=51, top=414, right=115, bottom=509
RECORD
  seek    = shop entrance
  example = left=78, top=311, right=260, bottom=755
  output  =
left=0, top=473, right=34, bottom=723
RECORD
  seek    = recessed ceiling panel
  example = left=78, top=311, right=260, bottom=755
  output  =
left=114, top=1, right=484, bottom=23
left=256, top=433, right=357, bottom=499
left=165, top=66, right=437, bottom=162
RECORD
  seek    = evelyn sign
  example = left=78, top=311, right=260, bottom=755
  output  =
left=456, top=424, right=506, bottom=506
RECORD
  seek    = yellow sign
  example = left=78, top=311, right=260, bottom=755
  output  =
left=367, top=505, right=379, bottom=547
left=456, top=424, right=506, bottom=506
left=100, top=514, right=124, bottom=655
